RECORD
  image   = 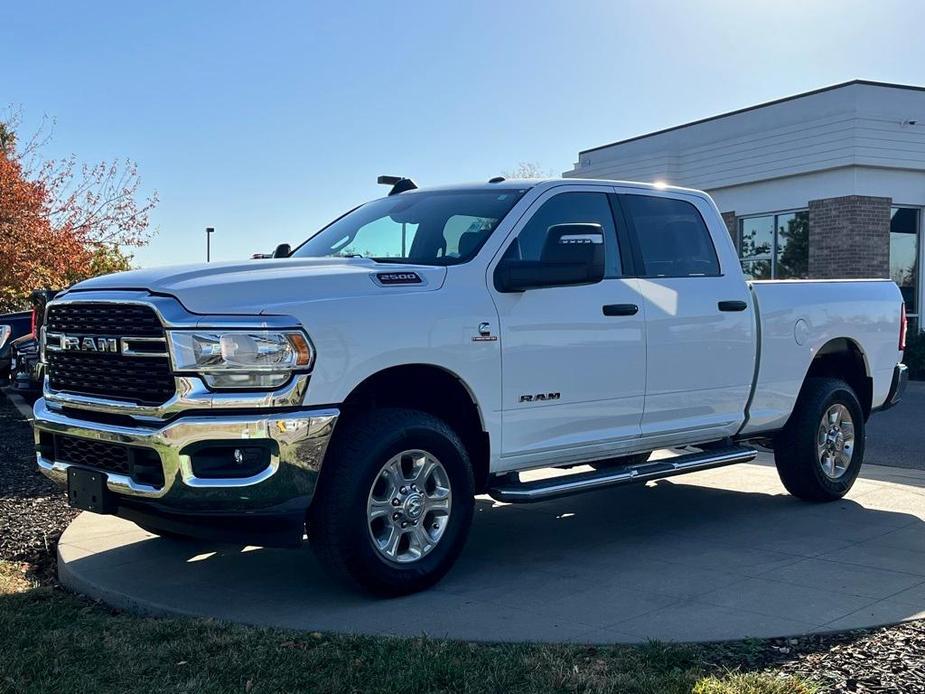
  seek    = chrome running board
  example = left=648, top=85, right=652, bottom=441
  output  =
left=487, top=445, right=757, bottom=503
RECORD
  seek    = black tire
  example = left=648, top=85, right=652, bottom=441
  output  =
left=588, top=452, right=651, bottom=470
left=774, top=377, right=865, bottom=501
left=308, top=408, right=475, bottom=596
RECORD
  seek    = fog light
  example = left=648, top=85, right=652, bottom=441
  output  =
left=186, top=442, right=274, bottom=480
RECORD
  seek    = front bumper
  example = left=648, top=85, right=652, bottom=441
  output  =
left=33, top=398, right=338, bottom=544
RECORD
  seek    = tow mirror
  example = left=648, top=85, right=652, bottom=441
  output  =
left=273, top=243, right=292, bottom=258
left=494, top=223, right=605, bottom=293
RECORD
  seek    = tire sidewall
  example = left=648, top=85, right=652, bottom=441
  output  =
left=332, top=417, right=474, bottom=592
left=801, top=382, right=865, bottom=497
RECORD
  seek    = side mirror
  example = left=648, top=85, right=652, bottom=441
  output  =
left=495, top=223, right=605, bottom=293
left=273, top=243, right=292, bottom=258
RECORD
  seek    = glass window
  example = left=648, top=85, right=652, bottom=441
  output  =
left=623, top=195, right=720, bottom=277
left=504, top=192, right=622, bottom=277
left=776, top=211, right=809, bottom=279
left=332, top=217, right=419, bottom=259
left=443, top=215, right=496, bottom=259
left=737, top=211, right=808, bottom=280
left=292, top=189, right=527, bottom=265
left=738, top=215, right=774, bottom=280
left=890, top=207, right=919, bottom=317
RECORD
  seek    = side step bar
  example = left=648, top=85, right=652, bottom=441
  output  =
left=487, top=445, right=757, bottom=503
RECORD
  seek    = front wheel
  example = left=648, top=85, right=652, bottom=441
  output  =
left=774, top=377, right=865, bottom=501
left=308, top=408, right=475, bottom=596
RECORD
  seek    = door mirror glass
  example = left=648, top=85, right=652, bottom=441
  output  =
left=273, top=243, right=292, bottom=258
left=495, top=223, right=605, bottom=292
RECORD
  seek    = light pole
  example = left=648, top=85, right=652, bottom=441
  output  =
left=206, top=227, right=215, bottom=262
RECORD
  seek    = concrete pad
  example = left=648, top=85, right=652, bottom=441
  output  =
left=612, top=601, right=818, bottom=643
left=58, top=457, right=925, bottom=643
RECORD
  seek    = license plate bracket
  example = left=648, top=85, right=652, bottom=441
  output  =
left=67, top=467, right=114, bottom=514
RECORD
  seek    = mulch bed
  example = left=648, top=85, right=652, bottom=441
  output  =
left=0, top=390, right=923, bottom=692
left=753, top=623, right=925, bottom=692
left=0, top=391, right=77, bottom=581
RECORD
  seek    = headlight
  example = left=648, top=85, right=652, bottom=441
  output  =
left=168, top=330, right=313, bottom=389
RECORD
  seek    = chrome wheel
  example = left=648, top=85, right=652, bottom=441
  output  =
left=816, top=403, right=855, bottom=480
left=366, top=449, right=452, bottom=564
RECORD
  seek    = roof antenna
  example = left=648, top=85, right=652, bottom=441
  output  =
left=377, top=175, right=418, bottom=195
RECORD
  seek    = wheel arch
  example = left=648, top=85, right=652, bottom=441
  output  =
left=338, top=364, right=491, bottom=491
left=802, top=337, right=872, bottom=419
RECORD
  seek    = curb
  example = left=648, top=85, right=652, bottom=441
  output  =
left=57, top=536, right=213, bottom=623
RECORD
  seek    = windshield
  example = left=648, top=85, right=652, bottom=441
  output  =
left=292, top=188, right=527, bottom=265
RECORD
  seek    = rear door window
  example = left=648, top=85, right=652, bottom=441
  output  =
left=622, top=195, right=720, bottom=277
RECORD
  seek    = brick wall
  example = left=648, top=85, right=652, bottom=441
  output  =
left=720, top=211, right=737, bottom=248
left=808, top=196, right=891, bottom=279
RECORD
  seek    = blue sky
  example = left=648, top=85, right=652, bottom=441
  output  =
left=4, top=0, right=925, bottom=267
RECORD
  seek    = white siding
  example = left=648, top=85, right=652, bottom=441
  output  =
left=565, top=82, right=925, bottom=212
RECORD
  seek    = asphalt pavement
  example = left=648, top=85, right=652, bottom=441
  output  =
left=867, top=381, right=925, bottom=471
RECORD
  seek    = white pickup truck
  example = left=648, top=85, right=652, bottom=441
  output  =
left=33, top=177, right=907, bottom=595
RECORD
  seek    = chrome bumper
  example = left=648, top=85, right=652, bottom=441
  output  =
left=42, top=373, right=311, bottom=421
left=33, top=398, right=338, bottom=512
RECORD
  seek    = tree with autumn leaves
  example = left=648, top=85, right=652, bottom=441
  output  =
left=0, top=116, right=157, bottom=311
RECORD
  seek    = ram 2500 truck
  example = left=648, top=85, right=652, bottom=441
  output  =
left=33, top=177, right=907, bottom=595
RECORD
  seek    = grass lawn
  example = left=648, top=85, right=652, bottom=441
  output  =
left=0, top=562, right=814, bottom=694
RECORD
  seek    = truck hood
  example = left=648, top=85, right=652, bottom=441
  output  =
left=65, top=257, right=448, bottom=314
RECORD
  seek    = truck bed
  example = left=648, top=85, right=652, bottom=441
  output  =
left=742, top=279, right=902, bottom=435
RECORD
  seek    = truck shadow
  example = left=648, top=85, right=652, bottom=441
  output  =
left=59, top=468, right=925, bottom=642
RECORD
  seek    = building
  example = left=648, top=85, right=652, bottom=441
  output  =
left=564, top=80, right=925, bottom=329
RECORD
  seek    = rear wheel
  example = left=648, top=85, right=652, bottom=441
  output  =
left=309, top=408, right=474, bottom=596
left=774, top=377, right=865, bottom=501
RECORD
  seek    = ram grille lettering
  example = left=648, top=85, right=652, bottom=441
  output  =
left=63, top=336, right=120, bottom=352
left=44, top=333, right=166, bottom=357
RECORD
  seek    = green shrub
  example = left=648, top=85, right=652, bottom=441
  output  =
left=904, top=329, right=925, bottom=380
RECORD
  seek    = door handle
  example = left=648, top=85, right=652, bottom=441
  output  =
left=718, top=300, right=748, bottom=312
left=602, top=303, right=639, bottom=316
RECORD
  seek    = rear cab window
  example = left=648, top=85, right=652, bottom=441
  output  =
left=621, top=194, right=721, bottom=278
